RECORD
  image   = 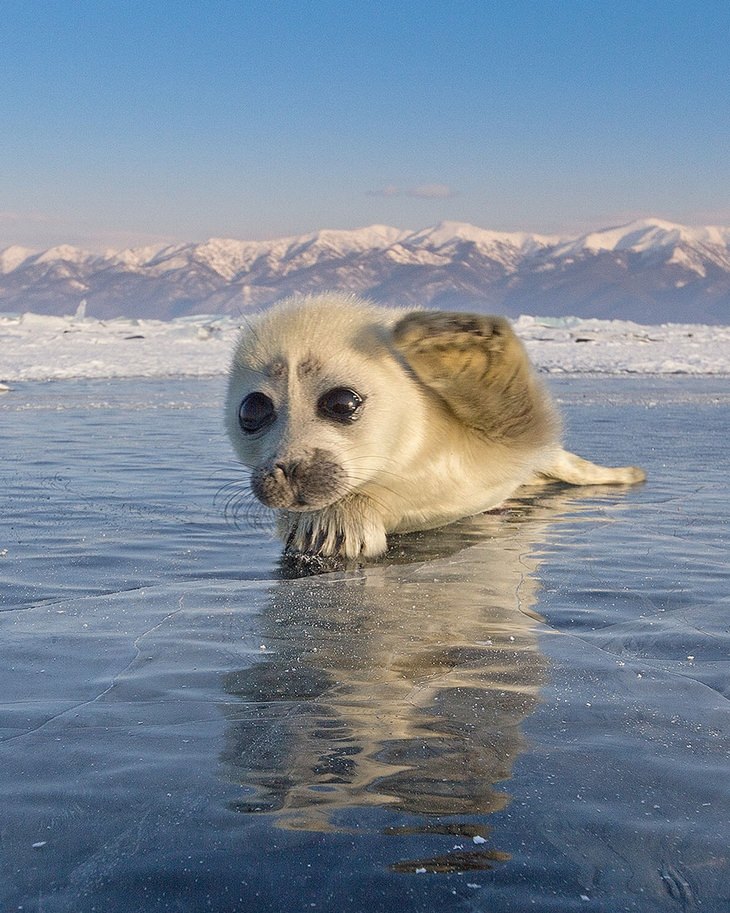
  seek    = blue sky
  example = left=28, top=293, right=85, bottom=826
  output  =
left=2, top=0, right=729, bottom=250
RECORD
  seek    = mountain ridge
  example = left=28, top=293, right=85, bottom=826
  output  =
left=2, top=217, right=729, bottom=323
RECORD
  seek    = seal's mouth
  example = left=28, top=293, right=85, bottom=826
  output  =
left=251, top=451, right=347, bottom=511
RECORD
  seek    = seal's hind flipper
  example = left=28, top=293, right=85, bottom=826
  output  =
left=538, top=448, right=646, bottom=486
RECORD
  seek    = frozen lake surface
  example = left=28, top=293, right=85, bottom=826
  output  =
left=1, top=376, right=728, bottom=912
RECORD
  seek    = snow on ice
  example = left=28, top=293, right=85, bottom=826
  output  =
left=0, top=311, right=728, bottom=382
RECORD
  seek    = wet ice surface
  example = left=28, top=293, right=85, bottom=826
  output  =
left=1, top=377, right=728, bottom=913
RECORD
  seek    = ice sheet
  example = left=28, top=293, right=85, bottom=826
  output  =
left=0, top=377, right=728, bottom=912
left=0, top=311, right=729, bottom=381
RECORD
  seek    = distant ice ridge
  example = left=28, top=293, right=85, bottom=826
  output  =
left=1, top=311, right=728, bottom=382
left=2, top=217, right=730, bottom=324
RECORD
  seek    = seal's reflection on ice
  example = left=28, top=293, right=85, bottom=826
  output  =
left=220, top=488, right=623, bottom=871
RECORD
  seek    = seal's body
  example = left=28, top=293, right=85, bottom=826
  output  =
left=225, top=294, right=645, bottom=559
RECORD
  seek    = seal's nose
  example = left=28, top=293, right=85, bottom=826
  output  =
left=273, top=461, right=301, bottom=481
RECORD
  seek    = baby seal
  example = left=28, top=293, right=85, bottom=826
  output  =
left=225, top=293, right=645, bottom=559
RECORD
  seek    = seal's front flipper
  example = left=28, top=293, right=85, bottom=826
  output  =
left=392, top=311, right=557, bottom=447
left=279, top=494, right=387, bottom=560
left=538, top=449, right=646, bottom=486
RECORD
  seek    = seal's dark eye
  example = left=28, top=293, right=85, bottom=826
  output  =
left=238, top=392, right=275, bottom=433
left=317, top=387, right=363, bottom=423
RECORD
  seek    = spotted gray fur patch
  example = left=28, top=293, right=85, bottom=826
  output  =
left=267, top=360, right=287, bottom=378
left=297, top=355, right=323, bottom=377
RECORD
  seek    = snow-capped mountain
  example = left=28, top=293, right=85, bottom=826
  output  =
left=2, top=218, right=729, bottom=323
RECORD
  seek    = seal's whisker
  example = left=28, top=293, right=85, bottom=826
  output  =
left=337, top=474, right=410, bottom=510
left=213, top=473, right=275, bottom=532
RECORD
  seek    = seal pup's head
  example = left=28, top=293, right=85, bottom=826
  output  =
left=225, top=294, right=423, bottom=513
